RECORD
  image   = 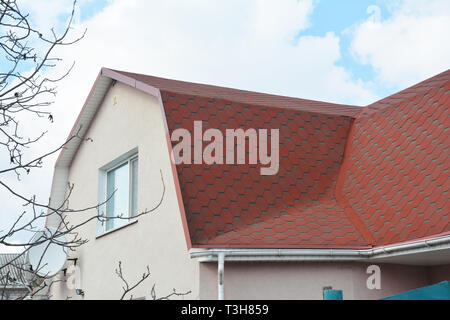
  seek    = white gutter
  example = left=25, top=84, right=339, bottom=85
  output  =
left=191, top=248, right=368, bottom=262
left=190, top=234, right=450, bottom=262
left=367, top=234, right=450, bottom=257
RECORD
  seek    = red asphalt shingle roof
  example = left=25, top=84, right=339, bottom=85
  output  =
left=111, top=69, right=450, bottom=249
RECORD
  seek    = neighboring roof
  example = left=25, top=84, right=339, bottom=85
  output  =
left=0, top=253, right=28, bottom=288
left=52, top=68, right=450, bottom=250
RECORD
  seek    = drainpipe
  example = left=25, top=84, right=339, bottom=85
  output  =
left=218, top=252, right=225, bottom=300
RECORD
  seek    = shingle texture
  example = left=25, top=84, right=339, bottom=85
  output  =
left=339, top=74, right=450, bottom=246
left=112, top=69, right=450, bottom=249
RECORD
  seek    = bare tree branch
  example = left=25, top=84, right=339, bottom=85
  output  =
left=0, top=1, right=179, bottom=301
left=116, top=261, right=151, bottom=300
left=151, top=284, right=191, bottom=300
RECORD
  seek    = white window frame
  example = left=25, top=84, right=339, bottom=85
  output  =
left=97, top=148, right=138, bottom=236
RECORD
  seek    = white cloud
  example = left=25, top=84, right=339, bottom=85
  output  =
left=351, top=0, right=450, bottom=88
left=19, top=0, right=74, bottom=34
left=248, top=0, right=314, bottom=42
left=53, top=0, right=376, bottom=104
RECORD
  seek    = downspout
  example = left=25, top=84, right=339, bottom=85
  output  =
left=218, top=252, right=225, bottom=300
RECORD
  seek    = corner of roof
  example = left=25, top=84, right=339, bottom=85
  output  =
left=356, top=68, right=450, bottom=118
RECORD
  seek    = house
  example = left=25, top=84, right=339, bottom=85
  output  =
left=0, top=253, right=49, bottom=300
left=0, top=253, right=30, bottom=299
left=46, top=68, right=450, bottom=300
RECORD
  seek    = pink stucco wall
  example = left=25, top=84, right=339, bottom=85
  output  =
left=429, top=265, right=450, bottom=284
left=199, top=261, right=449, bottom=300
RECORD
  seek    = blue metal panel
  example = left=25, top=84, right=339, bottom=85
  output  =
left=323, top=289, right=343, bottom=300
left=381, top=281, right=450, bottom=300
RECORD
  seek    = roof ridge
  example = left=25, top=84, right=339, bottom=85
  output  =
left=357, top=69, right=450, bottom=117
left=107, top=68, right=351, bottom=104
left=334, top=119, right=375, bottom=246
left=106, top=68, right=363, bottom=117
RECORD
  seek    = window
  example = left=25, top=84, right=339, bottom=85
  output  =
left=98, top=151, right=138, bottom=235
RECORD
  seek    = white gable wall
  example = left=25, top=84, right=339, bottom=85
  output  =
left=49, top=81, right=198, bottom=300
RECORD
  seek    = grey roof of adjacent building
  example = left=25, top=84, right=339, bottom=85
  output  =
left=0, top=253, right=28, bottom=288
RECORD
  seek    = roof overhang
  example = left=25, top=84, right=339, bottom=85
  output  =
left=54, top=68, right=163, bottom=169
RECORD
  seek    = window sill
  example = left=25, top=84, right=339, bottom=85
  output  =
left=96, top=219, right=138, bottom=240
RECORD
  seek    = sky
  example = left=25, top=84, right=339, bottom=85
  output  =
left=0, top=0, right=449, bottom=252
